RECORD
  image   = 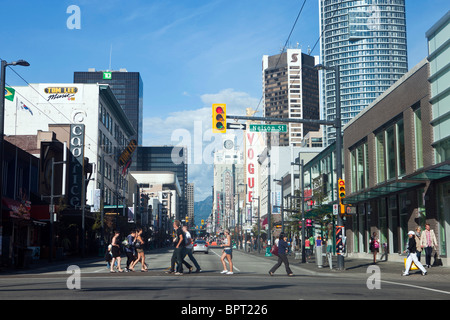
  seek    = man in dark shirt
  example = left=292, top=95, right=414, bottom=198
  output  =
left=168, top=220, right=186, bottom=275
left=403, top=231, right=427, bottom=276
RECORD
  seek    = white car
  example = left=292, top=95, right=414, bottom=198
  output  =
left=193, top=240, right=209, bottom=254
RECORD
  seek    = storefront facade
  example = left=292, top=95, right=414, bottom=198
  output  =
left=343, top=59, right=450, bottom=265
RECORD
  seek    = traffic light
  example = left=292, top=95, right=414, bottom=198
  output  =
left=338, top=179, right=346, bottom=214
left=212, top=104, right=226, bottom=133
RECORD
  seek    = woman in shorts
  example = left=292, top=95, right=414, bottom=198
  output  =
left=220, top=229, right=233, bottom=275
left=110, top=230, right=124, bottom=273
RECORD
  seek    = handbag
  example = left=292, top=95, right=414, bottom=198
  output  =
left=433, top=252, right=443, bottom=266
left=404, top=258, right=418, bottom=271
left=270, top=244, right=278, bottom=256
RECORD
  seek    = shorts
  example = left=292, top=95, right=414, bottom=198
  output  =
left=111, top=246, right=121, bottom=258
left=224, top=248, right=232, bottom=255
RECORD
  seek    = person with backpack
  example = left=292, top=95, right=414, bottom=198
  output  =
left=269, top=233, right=293, bottom=276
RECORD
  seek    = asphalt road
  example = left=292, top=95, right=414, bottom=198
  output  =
left=1, top=247, right=449, bottom=302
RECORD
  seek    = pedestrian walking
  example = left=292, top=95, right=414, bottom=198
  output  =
left=403, top=231, right=427, bottom=276
left=269, top=233, right=293, bottom=276
left=421, top=224, right=438, bottom=268
left=304, top=237, right=311, bottom=261
left=415, top=226, right=423, bottom=262
left=130, top=228, right=148, bottom=272
left=220, top=229, right=233, bottom=275
left=168, top=220, right=186, bottom=275
left=369, top=232, right=380, bottom=264
left=110, top=230, right=124, bottom=273
left=182, top=225, right=201, bottom=273
left=124, top=230, right=137, bottom=272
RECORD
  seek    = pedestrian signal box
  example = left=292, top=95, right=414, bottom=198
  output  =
left=212, top=104, right=226, bottom=133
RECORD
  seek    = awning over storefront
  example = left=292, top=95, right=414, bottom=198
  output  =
left=403, top=161, right=450, bottom=181
left=2, top=197, right=31, bottom=220
left=344, top=180, right=424, bottom=204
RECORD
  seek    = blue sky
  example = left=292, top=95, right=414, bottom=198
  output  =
left=2, top=0, right=449, bottom=201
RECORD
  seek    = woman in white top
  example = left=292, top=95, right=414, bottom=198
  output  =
left=220, top=229, right=233, bottom=275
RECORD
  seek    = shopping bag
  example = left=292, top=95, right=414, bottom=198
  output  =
left=404, top=258, right=418, bottom=271
left=270, top=244, right=278, bottom=256
left=433, top=252, right=443, bottom=267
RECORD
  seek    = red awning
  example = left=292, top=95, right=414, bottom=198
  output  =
left=2, top=197, right=31, bottom=220
left=30, top=205, right=50, bottom=221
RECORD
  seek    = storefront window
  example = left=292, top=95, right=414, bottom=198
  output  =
left=378, top=198, right=388, bottom=251
left=399, top=192, right=409, bottom=252
left=437, top=182, right=449, bottom=256
left=389, top=195, right=399, bottom=253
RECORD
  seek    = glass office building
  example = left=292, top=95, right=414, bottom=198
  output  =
left=319, top=0, right=408, bottom=145
left=131, top=146, right=188, bottom=219
left=74, top=69, right=143, bottom=145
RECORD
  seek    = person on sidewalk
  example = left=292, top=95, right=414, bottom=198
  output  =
left=403, top=231, right=427, bottom=276
left=182, top=225, right=201, bottom=273
left=415, top=226, right=423, bottom=262
left=369, top=232, right=380, bottom=264
left=421, top=224, right=438, bottom=268
left=269, top=233, right=293, bottom=277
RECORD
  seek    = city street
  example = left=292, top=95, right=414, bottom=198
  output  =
left=1, top=247, right=450, bottom=302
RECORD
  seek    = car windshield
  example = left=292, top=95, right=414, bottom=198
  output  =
left=195, top=240, right=206, bottom=244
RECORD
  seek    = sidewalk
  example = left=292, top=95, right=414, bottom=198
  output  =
left=238, top=246, right=450, bottom=278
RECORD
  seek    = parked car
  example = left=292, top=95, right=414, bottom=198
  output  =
left=193, top=240, right=209, bottom=254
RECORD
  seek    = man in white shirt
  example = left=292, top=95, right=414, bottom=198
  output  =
left=182, top=225, right=202, bottom=273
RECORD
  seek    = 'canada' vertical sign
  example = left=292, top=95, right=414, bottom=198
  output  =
left=68, top=124, right=85, bottom=208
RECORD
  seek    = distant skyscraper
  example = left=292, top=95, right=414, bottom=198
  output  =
left=131, top=146, right=188, bottom=220
left=74, top=69, right=143, bottom=145
left=187, top=183, right=194, bottom=226
left=319, top=0, right=408, bottom=145
left=263, top=49, right=320, bottom=147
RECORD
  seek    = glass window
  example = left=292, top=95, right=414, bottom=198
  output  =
left=386, top=126, right=396, bottom=180
left=415, top=108, right=423, bottom=169
left=357, top=144, right=364, bottom=190
left=396, top=119, right=406, bottom=176
left=376, top=132, right=386, bottom=183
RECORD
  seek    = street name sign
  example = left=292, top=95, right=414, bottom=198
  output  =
left=249, top=124, right=287, bottom=132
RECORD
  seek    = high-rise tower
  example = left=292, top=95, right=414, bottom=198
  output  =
left=319, top=0, right=408, bottom=145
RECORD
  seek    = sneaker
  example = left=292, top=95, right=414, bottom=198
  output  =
left=422, top=271, right=427, bottom=276
left=165, top=270, right=174, bottom=274
left=226, top=271, right=234, bottom=275
left=175, top=272, right=183, bottom=275
left=402, top=273, right=409, bottom=276
left=195, top=269, right=202, bottom=273
left=220, top=270, right=228, bottom=274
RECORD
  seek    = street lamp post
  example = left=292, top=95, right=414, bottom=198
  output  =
left=0, top=59, right=30, bottom=241
left=315, top=63, right=344, bottom=270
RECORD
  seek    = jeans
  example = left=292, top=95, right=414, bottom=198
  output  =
left=184, top=247, right=201, bottom=270
left=171, top=247, right=186, bottom=273
left=269, top=253, right=293, bottom=275
left=424, top=246, right=433, bottom=266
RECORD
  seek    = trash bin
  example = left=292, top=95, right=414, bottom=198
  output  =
left=315, top=238, right=323, bottom=268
